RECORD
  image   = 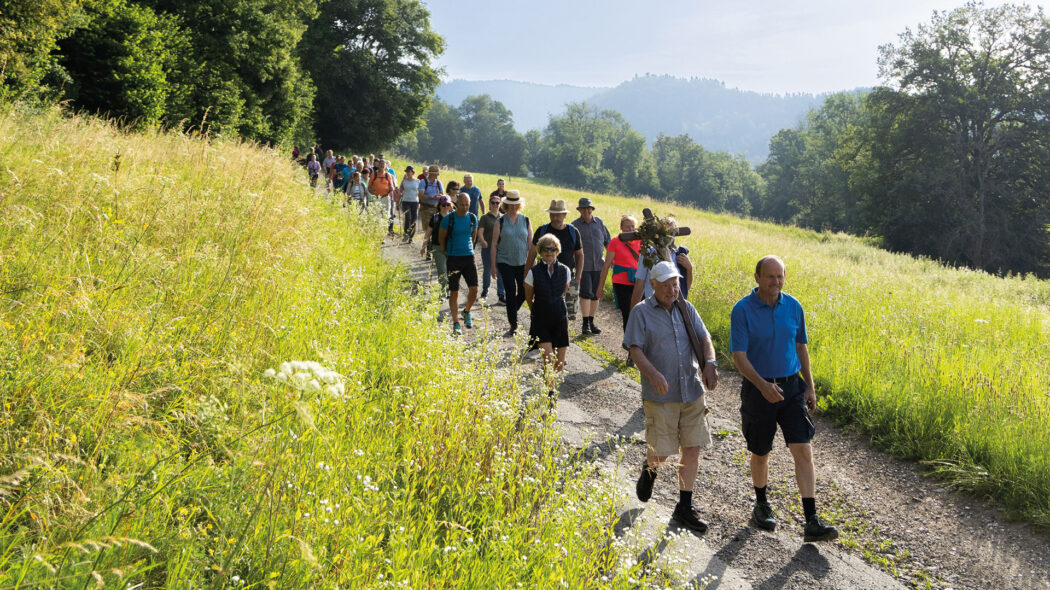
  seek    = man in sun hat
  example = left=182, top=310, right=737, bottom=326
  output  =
left=730, top=255, right=838, bottom=543
left=625, top=260, right=719, bottom=534
left=571, top=197, right=611, bottom=335
left=526, top=199, right=584, bottom=320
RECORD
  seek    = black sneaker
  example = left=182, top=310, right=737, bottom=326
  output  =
left=635, top=463, right=656, bottom=502
left=589, top=323, right=602, bottom=335
left=581, top=322, right=591, bottom=335
left=751, top=501, right=776, bottom=531
left=803, top=514, right=839, bottom=543
left=480, top=290, right=488, bottom=299
left=503, top=328, right=516, bottom=338
left=671, top=504, right=709, bottom=534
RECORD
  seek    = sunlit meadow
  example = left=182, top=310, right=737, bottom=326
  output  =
left=426, top=164, right=1050, bottom=526
left=0, top=106, right=662, bottom=588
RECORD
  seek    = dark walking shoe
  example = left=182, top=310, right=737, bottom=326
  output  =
left=589, top=322, right=602, bottom=335
left=581, top=322, right=591, bottom=335
left=503, top=328, right=516, bottom=338
left=498, top=295, right=507, bottom=305
left=671, top=504, right=709, bottom=534
left=480, top=289, right=488, bottom=299
left=751, top=501, right=776, bottom=531
left=803, top=514, right=839, bottom=543
left=463, top=311, right=473, bottom=329
left=635, top=463, right=656, bottom=502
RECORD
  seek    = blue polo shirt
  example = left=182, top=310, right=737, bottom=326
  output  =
left=462, top=185, right=483, bottom=215
left=729, top=288, right=808, bottom=379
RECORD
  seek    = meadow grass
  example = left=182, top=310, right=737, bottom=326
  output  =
left=0, top=107, right=663, bottom=588
left=423, top=164, right=1050, bottom=525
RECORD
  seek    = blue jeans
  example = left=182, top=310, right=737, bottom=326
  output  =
left=480, top=248, right=505, bottom=297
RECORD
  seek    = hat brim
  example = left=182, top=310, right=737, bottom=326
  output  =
left=545, top=208, right=569, bottom=214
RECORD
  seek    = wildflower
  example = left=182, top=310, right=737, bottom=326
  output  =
left=264, top=368, right=276, bottom=379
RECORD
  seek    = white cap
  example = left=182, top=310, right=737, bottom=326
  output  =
left=650, top=260, right=682, bottom=283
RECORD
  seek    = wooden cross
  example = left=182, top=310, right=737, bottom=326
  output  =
left=620, top=208, right=706, bottom=371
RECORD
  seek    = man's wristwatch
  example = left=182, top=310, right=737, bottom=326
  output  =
left=706, top=359, right=718, bottom=367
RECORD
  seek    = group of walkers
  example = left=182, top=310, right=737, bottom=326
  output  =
left=301, top=155, right=839, bottom=545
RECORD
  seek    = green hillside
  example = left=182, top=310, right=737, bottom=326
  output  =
left=0, top=106, right=651, bottom=588
left=433, top=166, right=1050, bottom=526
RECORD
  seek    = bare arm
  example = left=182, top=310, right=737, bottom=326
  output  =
left=677, top=252, right=694, bottom=294
left=438, top=227, right=448, bottom=251
left=731, top=351, right=785, bottom=403
left=797, top=343, right=816, bottom=412
left=573, top=247, right=584, bottom=284
left=524, top=281, right=535, bottom=309
left=525, top=243, right=538, bottom=274
left=597, top=246, right=616, bottom=299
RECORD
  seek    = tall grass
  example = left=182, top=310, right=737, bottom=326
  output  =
left=431, top=165, right=1050, bottom=524
left=0, top=106, right=657, bottom=588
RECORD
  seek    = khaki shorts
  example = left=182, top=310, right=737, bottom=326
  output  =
left=643, top=398, right=712, bottom=457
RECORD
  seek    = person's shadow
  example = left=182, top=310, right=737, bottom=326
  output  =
left=753, top=544, right=831, bottom=590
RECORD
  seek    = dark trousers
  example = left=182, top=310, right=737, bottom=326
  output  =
left=613, top=282, right=634, bottom=330
left=480, top=248, right=505, bottom=297
left=497, top=262, right=525, bottom=327
left=401, top=202, right=418, bottom=237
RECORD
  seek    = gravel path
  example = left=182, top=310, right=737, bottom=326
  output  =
left=380, top=234, right=1050, bottom=590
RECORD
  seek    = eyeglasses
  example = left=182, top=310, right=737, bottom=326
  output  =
left=541, top=247, right=558, bottom=253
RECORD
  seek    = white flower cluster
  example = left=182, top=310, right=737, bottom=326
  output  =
left=264, top=360, right=346, bottom=397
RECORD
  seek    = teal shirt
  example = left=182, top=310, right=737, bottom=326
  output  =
left=440, top=212, right=477, bottom=256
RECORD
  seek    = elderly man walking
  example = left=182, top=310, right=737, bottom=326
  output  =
left=571, top=197, right=611, bottom=334
left=625, top=261, right=719, bottom=533
left=730, top=255, right=838, bottom=543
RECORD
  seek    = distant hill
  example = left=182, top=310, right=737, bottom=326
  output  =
left=437, top=75, right=856, bottom=162
left=436, top=80, right=609, bottom=133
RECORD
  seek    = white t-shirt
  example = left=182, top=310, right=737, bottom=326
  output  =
left=399, top=178, right=420, bottom=203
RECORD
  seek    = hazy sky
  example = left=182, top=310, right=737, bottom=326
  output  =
left=423, top=0, right=1022, bottom=95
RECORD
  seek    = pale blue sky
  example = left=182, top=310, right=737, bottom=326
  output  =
left=423, top=0, right=1022, bottom=94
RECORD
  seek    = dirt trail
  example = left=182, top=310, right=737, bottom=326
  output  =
left=380, top=235, right=1050, bottom=590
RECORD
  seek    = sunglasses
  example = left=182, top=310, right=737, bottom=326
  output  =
left=541, top=247, right=558, bottom=253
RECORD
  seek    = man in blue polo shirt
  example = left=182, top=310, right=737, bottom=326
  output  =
left=730, top=255, right=838, bottom=543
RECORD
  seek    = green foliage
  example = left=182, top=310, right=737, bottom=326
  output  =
left=301, top=0, right=444, bottom=151
left=58, top=0, right=186, bottom=127
left=143, top=0, right=319, bottom=144
left=0, top=106, right=652, bottom=588
left=760, top=2, right=1050, bottom=277
left=868, top=1, right=1050, bottom=275
left=653, top=133, right=763, bottom=215
left=398, top=95, right=528, bottom=175
left=0, top=0, right=85, bottom=101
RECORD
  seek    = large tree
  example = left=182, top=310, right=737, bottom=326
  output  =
left=869, top=2, right=1050, bottom=275
left=58, top=0, right=186, bottom=127
left=0, top=0, right=84, bottom=100
left=459, top=94, right=526, bottom=175
left=301, top=0, right=443, bottom=151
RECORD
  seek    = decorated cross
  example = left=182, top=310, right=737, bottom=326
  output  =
left=620, top=209, right=706, bottom=371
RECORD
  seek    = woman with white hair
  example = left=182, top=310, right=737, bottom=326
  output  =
left=525, top=233, right=570, bottom=402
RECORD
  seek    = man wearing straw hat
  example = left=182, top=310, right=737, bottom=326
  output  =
left=526, top=199, right=584, bottom=320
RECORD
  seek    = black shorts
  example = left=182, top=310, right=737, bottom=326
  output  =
left=578, top=270, right=602, bottom=300
left=446, top=255, right=478, bottom=291
left=740, top=374, right=814, bottom=455
left=530, top=314, right=570, bottom=348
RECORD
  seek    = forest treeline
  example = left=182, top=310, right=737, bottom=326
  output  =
left=0, top=0, right=443, bottom=149
left=401, top=2, right=1050, bottom=277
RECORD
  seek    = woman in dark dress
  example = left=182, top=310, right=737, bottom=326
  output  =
left=524, top=234, right=570, bottom=400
